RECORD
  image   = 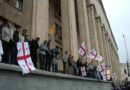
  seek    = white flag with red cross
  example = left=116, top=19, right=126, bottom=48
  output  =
left=17, top=42, right=36, bottom=74
left=81, top=66, right=87, bottom=76
left=79, top=42, right=87, bottom=59
left=103, top=68, right=110, bottom=81
left=98, top=63, right=106, bottom=75
left=87, top=49, right=103, bottom=61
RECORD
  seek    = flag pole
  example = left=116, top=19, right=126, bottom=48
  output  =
left=123, top=34, right=130, bottom=76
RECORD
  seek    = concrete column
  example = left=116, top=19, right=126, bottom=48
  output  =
left=61, top=0, right=78, bottom=60
left=101, top=26, right=107, bottom=64
left=107, top=39, right=113, bottom=67
left=105, top=35, right=111, bottom=65
left=76, top=0, right=91, bottom=52
left=104, top=32, right=109, bottom=64
left=31, top=0, right=49, bottom=43
left=95, top=17, right=103, bottom=55
left=87, top=5, right=99, bottom=51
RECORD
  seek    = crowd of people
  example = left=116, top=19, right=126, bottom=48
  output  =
left=0, top=20, right=105, bottom=80
left=1, top=19, right=130, bottom=90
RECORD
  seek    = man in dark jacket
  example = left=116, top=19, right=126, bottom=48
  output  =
left=30, top=37, right=40, bottom=68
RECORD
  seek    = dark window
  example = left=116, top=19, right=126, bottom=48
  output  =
left=15, top=0, right=23, bottom=11
left=124, top=69, right=127, bottom=74
left=54, top=0, right=61, bottom=20
left=55, top=24, right=62, bottom=44
left=5, top=0, right=23, bottom=11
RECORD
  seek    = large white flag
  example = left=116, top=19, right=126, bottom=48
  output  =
left=17, top=42, right=36, bottom=74
left=79, top=42, right=87, bottom=58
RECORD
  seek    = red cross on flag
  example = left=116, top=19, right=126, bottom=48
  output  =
left=81, top=66, right=87, bottom=76
left=103, top=68, right=110, bottom=81
left=87, top=49, right=103, bottom=62
left=79, top=42, right=87, bottom=59
left=17, top=42, right=36, bottom=74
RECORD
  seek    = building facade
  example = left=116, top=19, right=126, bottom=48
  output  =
left=120, top=63, right=130, bottom=81
left=0, top=0, right=121, bottom=81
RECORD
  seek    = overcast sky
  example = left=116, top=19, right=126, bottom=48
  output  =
left=102, top=0, right=130, bottom=63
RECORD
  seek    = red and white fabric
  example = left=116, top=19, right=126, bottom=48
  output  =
left=81, top=66, right=87, bottom=76
left=79, top=42, right=87, bottom=59
left=17, top=42, right=36, bottom=74
left=98, top=63, right=106, bottom=75
left=87, top=49, right=103, bottom=62
left=103, top=68, right=110, bottom=81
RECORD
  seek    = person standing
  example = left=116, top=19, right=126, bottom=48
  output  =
left=30, top=37, right=40, bottom=68
left=71, top=56, right=77, bottom=75
left=62, top=51, right=69, bottom=74
left=2, top=22, right=11, bottom=64
left=12, top=26, right=24, bottom=65
left=51, top=47, right=59, bottom=72
left=77, top=58, right=82, bottom=76
left=22, top=29, right=29, bottom=42
left=39, top=40, right=48, bottom=70
left=0, top=19, right=3, bottom=40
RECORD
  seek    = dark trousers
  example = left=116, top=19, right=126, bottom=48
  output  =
left=9, top=42, right=18, bottom=65
left=2, top=40, right=10, bottom=63
left=63, top=62, right=66, bottom=74
left=45, top=52, right=51, bottom=71
left=31, top=52, right=37, bottom=68
left=39, top=54, right=46, bottom=70
left=78, top=68, right=81, bottom=76
left=72, top=65, right=77, bottom=75
left=52, top=64, right=58, bottom=72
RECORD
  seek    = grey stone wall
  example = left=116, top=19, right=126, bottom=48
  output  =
left=0, top=63, right=111, bottom=90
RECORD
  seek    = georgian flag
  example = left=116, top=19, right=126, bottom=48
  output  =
left=103, top=68, right=110, bottom=81
left=81, top=66, right=87, bottom=76
left=79, top=42, right=87, bottom=58
left=87, top=49, right=103, bottom=61
left=98, top=64, right=111, bottom=81
left=95, top=55, right=103, bottom=61
left=17, top=42, right=36, bottom=74
left=98, top=63, right=106, bottom=75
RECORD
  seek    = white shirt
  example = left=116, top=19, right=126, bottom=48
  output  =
left=2, top=26, right=11, bottom=42
left=63, top=54, right=68, bottom=63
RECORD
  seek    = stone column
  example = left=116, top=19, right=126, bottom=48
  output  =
left=105, top=35, right=111, bottom=65
left=87, top=5, right=99, bottom=52
left=76, top=0, right=91, bottom=52
left=107, top=39, right=113, bottom=66
left=31, top=0, right=49, bottom=43
left=95, top=17, right=103, bottom=55
left=101, top=26, right=107, bottom=64
left=104, top=32, right=109, bottom=64
left=61, top=0, right=78, bottom=60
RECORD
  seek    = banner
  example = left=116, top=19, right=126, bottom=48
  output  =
left=17, top=42, right=36, bottom=74
left=79, top=42, right=87, bottom=59
left=87, top=49, right=103, bottom=61
left=81, top=66, right=87, bottom=76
